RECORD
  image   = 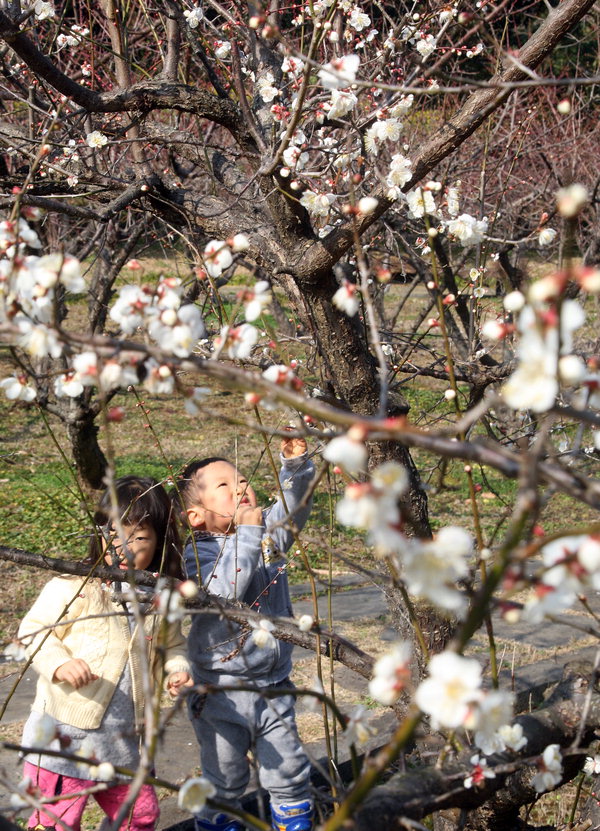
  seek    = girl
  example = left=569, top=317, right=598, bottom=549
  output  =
left=18, top=476, right=192, bottom=831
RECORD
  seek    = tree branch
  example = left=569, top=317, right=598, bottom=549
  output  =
left=353, top=662, right=595, bottom=829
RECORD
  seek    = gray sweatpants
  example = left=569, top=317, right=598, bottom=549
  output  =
left=188, top=680, right=311, bottom=809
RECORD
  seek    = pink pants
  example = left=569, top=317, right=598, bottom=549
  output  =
left=24, top=762, right=159, bottom=831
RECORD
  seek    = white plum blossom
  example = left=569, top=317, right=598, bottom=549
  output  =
left=463, top=754, right=496, bottom=789
left=262, top=363, right=303, bottom=391
left=0, top=375, right=36, bottom=402
left=203, top=239, right=233, bottom=278
left=349, top=7, right=371, bottom=30
left=332, top=280, right=360, bottom=316
left=415, top=651, right=482, bottom=729
left=99, top=360, right=138, bottom=392
left=17, top=320, right=62, bottom=359
left=229, top=233, right=250, bottom=252
left=155, top=276, right=183, bottom=309
left=90, top=762, right=115, bottom=781
left=184, top=386, right=211, bottom=416
left=325, top=90, right=358, bottom=119
left=318, top=54, right=360, bottom=90
left=556, top=183, right=588, bottom=218
left=447, top=214, right=488, bottom=247
left=531, top=744, right=563, bottom=793
left=466, top=43, right=484, bottom=58
left=282, top=144, right=309, bottom=171
left=239, top=281, right=272, bottom=322
left=256, top=72, right=280, bottom=103
left=30, top=713, right=57, bottom=748
left=498, top=723, right=527, bottom=752
left=251, top=618, right=276, bottom=649
left=472, top=690, right=515, bottom=754
left=584, top=756, right=600, bottom=775
left=406, top=188, right=437, bottom=218
left=389, top=95, right=414, bottom=117
left=323, top=432, right=368, bottom=474
left=215, top=40, right=231, bottom=59
left=503, top=291, right=525, bottom=313
left=402, top=526, right=472, bottom=613
left=387, top=154, right=412, bottom=188
left=110, top=285, right=152, bottom=334
left=502, top=341, right=558, bottom=412
left=368, top=641, right=412, bottom=705
left=524, top=534, right=600, bottom=622
left=216, top=323, right=259, bottom=360
left=335, top=461, right=408, bottom=554
left=358, top=197, right=378, bottom=215
left=183, top=6, right=204, bottom=27
left=148, top=303, right=206, bottom=358
left=143, top=360, right=175, bottom=394
left=3, top=639, right=27, bottom=661
left=298, top=614, right=314, bottom=632
left=72, top=351, right=98, bottom=386
left=178, top=777, right=216, bottom=813
left=54, top=373, right=84, bottom=399
left=75, top=736, right=97, bottom=772
left=156, top=580, right=185, bottom=622
left=9, top=777, right=32, bottom=811
left=559, top=354, right=586, bottom=385
left=538, top=227, right=557, bottom=246
left=0, top=217, right=41, bottom=251
left=365, top=119, right=402, bottom=154
left=56, top=25, right=88, bottom=49
left=336, top=482, right=391, bottom=532
left=343, top=705, right=377, bottom=746
left=86, top=131, right=108, bottom=148
left=34, top=0, right=55, bottom=19
left=481, top=319, right=506, bottom=340
left=180, top=579, right=199, bottom=599
left=502, top=300, right=585, bottom=413
left=371, top=461, right=409, bottom=495
left=300, top=190, right=336, bottom=218
left=416, top=34, right=437, bottom=59
left=281, top=56, right=304, bottom=76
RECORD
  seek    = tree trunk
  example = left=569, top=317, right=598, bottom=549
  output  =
left=66, top=409, right=108, bottom=491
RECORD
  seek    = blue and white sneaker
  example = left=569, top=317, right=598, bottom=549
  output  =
left=271, top=800, right=314, bottom=831
left=195, top=813, right=245, bottom=831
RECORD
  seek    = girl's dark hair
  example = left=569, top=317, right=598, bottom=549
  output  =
left=89, top=476, right=183, bottom=579
left=172, top=457, right=229, bottom=512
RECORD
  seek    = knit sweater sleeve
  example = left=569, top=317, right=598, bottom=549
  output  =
left=18, top=577, right=86, bottom=682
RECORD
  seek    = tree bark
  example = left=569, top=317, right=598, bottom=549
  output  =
left=65, top=408, right=108, bottom=490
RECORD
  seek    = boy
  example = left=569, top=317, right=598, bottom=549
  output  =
left=175, top=436, right=315, bottom=831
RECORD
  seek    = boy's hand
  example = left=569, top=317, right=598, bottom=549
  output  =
left=53, top=659, right=98, bottom=689
left=281, top=433, right=307, bottom=459
left=167, top=671, right=193, bottom=698
left=235, top=504, right=263, bottom=527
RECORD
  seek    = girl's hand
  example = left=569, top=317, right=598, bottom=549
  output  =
left=53, top=659, right=98, bottom=689
left=281, top=433, right=307, bottom=459
left=167, top=671, right=193, bottom=698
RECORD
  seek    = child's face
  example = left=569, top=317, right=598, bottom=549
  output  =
left=103, top=522, right=158, bottom=571
left=186, top=460, right=257, bottom=534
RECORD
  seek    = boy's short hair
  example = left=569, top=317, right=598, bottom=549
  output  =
left=172, top=457, right=229, bottom=512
